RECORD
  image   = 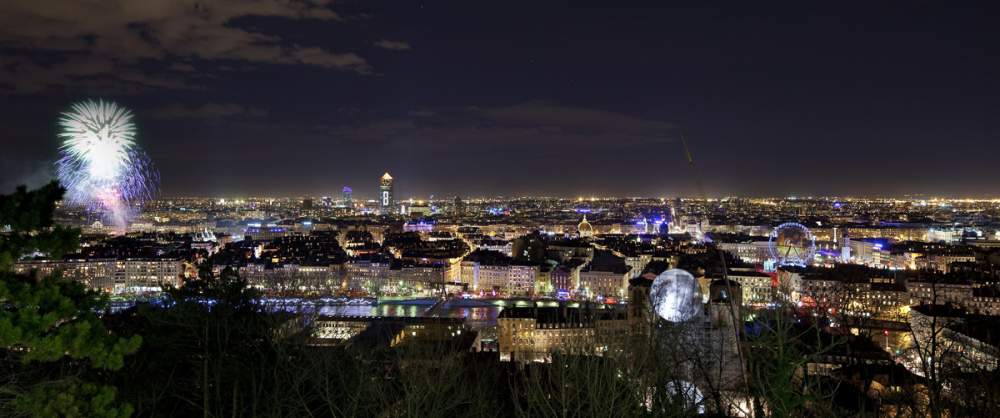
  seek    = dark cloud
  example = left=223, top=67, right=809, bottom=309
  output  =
left=134, top=102, right=685, bottom=197
left=148, top=103, right=268, bottom=119
left=374, top=40, right=412, bottom=51
left=0, top=0, right=370, bottom=93
left=168, top=63, right=197, bottom=72
left=327, top=102, right=675, bottom=151
left=0, top=55, right=199, bottom=94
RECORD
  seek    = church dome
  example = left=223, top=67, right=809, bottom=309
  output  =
left=578, top=215, right=594, bottom=237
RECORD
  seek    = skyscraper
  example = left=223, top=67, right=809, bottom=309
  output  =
left=379, top=172, right=394, bottom=214
left=342, top=186, right=353, bottom=208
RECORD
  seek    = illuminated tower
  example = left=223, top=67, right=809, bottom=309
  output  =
left=379, top=172, right=394, bottom=214
left=342, top=186, right=353, bottom=208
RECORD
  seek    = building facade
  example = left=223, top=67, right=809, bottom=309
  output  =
left=497, top=306, right=628, bottom=362
left=15, top=258, right=182, bottom=294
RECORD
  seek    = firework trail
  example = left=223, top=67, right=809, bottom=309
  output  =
left=56, top=100, right=158, bottom=231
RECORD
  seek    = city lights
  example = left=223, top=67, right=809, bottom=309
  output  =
left=4, top=3, right=999, bottom=416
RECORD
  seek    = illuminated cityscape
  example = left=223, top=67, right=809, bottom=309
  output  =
left=12, top=186, right=1000, bottom=416
left=3, top=2, right=1000, bottom=417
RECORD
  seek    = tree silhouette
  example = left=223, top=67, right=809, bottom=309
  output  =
left=0, top=181, right=141, bottom=417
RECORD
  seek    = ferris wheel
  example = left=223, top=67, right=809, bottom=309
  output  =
left=768, top=222, right=816, bottom=266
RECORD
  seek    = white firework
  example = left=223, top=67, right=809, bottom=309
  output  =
left=56, top=99, right=157, bottom=230
left=58, top=100, right=136, bottom=182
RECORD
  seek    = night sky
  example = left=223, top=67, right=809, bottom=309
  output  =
left=2, top=1, right=998, bottom=198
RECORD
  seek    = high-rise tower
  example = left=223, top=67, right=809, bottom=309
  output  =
left=379, top=172, right=394, bottom=214
left=342, top=186, right=353, bottom=208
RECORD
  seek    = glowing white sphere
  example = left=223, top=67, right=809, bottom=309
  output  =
left=650, top=268, right=703, bottom=322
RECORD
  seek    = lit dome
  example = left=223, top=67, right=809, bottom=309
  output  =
left=578, top=215, right=594, bottom=237
left=649, top=269, right=703, bottom=322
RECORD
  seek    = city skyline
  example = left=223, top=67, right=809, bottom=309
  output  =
left=9, top=0, right=1000, bottom=418
left=2, top=2, right=999, bottom=197
left=5, top=3, right=1000, bottom=416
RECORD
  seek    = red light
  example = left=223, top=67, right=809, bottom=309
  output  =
left=883, top=329, right=889, bottom=336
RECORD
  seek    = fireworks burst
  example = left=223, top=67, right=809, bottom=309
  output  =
left=56, top=99, right=158, bottom=230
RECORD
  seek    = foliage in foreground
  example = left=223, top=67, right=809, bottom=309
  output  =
left=0, top=182, right=140, bottom=417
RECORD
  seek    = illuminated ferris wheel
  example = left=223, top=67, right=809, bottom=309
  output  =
left=768, top=222, right=816, bottom=267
